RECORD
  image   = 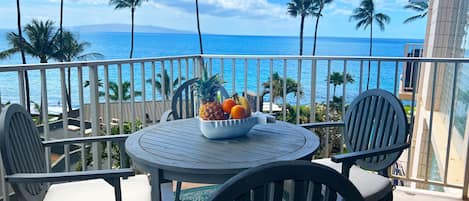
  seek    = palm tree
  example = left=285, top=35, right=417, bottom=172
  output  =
left=59, top=0, right=64, bottom=61
left=84, top=81, right=141, bottom=101
left=59, top=31, right=104, bottom=111
left=1, top=19, right=60, bottom=117
left=195, top=0, right=203, bottom=55
left=403, top=0, right=428, bottom=24
left=262, top=72, right=304, bottom=103
left=2, top=19, right=59, bottom=63
left=328, top=72, right=354, bottom=97
left=287, top=0, right=315, bottom=56
left=101, top=82, right=142, bottom=101
left=59, top=31, right=103, bottom=62
left=16, top=0, right=31, bottom=112
left=109, top=0, right=147, bottom=59
left=146, top=69, right=185, bottom=100
left=311, top=0, right=333, bottom=55
left=350, top=0, right=390, bottom=89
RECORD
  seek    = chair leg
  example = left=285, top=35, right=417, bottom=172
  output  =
left=175, top=181, right=182, bottom=201
left=105, top=178, right=122, bottom=201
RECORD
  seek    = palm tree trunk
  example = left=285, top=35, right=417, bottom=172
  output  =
left=195, top=0, right=204, bottom=67
left=196, top=0, right=203, bottom=55
left=366, top=20, right=373, bottom=90
left=59, top=0, right=64, bottom=58
left=67, top=67, right=72, bottom=111
left=16, top=0, right=31, bottom=113
left=333, top=85, right=336, bottom=97
left=130, top=7, right=135, bottom=59
left=59, top=0, right=72, bottom=111
left=313, top=8, right=322, bottom=56
left=299, top=15, right=305, bottom=56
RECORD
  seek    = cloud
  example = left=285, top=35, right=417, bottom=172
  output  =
left=334, top=0, right=410, bottom=12
left=47, top=0, right=108, bottom=5
left=47, top=0, right=288, bottom=19
left=332, top=8, right=353, bottom=16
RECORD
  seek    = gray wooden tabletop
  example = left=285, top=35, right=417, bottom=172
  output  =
left=125, top=118, right=320, bottom=183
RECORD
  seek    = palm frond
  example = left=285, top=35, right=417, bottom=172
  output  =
left=375, top=13, right=390, bottom=31
left=403, top=1, right=428, bottom=24
left=404, top=14, right=424, bottom=23
left=0, top=48, right=19, bottom=59
left=76, top=53, right=104, bottom=61
left=355, top=19, right=369, bottom=30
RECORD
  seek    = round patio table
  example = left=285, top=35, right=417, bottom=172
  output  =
left=125, top=118, right=319, bottom=201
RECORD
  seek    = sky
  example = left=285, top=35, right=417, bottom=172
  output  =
left=0, top=0, right=427, bottom=39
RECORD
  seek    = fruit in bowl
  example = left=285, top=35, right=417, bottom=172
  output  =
left=195, top=68, right=256, bottom=139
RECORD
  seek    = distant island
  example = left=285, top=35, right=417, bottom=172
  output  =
left=69, top=24, right=193, bottom=34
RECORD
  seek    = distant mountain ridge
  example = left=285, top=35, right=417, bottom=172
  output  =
left=70, top=24, right=193, bottom=34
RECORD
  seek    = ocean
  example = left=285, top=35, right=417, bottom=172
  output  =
left=0, top=31, right=423, bottom=108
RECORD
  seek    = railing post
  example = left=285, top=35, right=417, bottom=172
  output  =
left=60, top=67, right=70, bottom=172
left=310, top=59, right=317, bottom=123
left=17, top=70, right=26, bottom=108
left=89, top=65, right=102, bottom=170
left=40, top=69, right=51, bottom=173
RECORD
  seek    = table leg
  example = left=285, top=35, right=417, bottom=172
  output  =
left=174, top=181, right=182, bottom=201
left=151, top=170, right=162, bottom=201
left=150, top=170, right=175, bottom=201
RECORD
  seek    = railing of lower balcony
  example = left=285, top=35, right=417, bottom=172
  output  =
left=0, top=54, right=469, bottom=200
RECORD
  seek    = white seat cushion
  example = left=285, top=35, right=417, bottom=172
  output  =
left=312, top=159, right=392, bottom=201
left=44, top=175, right=150, bottom=201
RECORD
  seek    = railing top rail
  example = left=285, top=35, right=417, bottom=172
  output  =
left=1, top=54, right=469, bottom=72
left=0, top=55, right=200, bottom=72
left=201, top=54, right=469, bottom=62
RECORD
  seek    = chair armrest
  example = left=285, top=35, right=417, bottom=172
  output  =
left=43, top=135, right=129, bottom=147
left=331, top=143, right=410, bottom=178
left=160, top=110, right=174, bottom=123
left=331, top=143, right=410, bottom=164
left=5, top=168, right=135, bottom=183
left=300, top=122, right=344, bottom=129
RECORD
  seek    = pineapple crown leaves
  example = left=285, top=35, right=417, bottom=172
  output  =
left=193, top=67, right=224, bottom=103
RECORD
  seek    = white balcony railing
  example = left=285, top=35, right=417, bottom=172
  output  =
left=0, top=55, right=469, bottom=199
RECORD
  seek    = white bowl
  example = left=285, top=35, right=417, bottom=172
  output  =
left=199, top=116, right=259, bottom=140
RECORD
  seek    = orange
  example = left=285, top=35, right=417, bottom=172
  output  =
left=222, top=99, right=237, bottom=114
left=231, top=105, right=246, bottom=119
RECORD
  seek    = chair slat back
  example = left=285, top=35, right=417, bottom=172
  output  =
left=171, top=78, right=229, bottom=120
left=344, top=89, right=409, bottom=171
left=0, top=104, right=48, bottom=201
left=209, top=161, right=364, bottom=201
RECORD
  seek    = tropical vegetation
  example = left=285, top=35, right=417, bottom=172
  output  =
left=262, top=72, right=303, bottom=103
left=403, top=0, right=428, bottom=24
left=2, top=19, right=59, bottom=63
left=328, top=72, right=354, bottom=97
left=287, top=0, right=315, bottom=56
left=145, top=69, right=185, bottom=100
left=1, top=19, right=102, bottom=114
left=84, top=80, right=142, bottom=101
left=350, top=0, right=390, bottom=89
left=109, top=0, right=147, bottom=58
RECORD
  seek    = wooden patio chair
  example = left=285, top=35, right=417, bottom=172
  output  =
left=301, top=89, right=410, bottom=201
left=161, top=78, right=229, bottom=122
left=209, top=160, right=365, bottom=201
left=0, top=104, right=150, bottom=201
